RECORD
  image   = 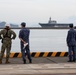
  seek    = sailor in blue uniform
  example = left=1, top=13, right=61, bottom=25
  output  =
left=19, top=22, right=32, bottom=64
left=66, top=24, right=76, bottom=62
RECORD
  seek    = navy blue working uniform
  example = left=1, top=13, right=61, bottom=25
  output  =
left=66, top=26, right=76, bottom=62
left=19, top=28, right=32, bottom=63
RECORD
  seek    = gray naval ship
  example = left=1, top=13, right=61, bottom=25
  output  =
left=39, top=17, right=72, bottom=28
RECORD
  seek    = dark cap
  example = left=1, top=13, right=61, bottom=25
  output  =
left=21, top=22, right=26, bottom=27
left=69, top=24, right=73, bottom=28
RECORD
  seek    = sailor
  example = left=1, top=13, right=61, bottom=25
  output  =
left=0, top=23, right=16, bottom=64
left=19, top=22, right=32, bottom=64
left=66, top=24, right=76, bottom=62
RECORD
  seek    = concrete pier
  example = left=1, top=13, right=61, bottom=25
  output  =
left=0, top=57, right=76, bottom=75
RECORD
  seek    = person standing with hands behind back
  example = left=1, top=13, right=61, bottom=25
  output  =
left=66, top=24, right=76, bottom=62
left=19, top=22, right=32, bottom=64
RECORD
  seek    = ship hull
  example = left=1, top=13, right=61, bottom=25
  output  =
left=39, top=23, right=71, bottom=28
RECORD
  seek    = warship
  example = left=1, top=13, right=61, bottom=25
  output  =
left=39, top=17, right=72, bottom=28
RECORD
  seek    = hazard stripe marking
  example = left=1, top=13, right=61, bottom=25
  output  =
left=64, top=52, right=68, bottom=56
left=34, top=52, right=40, bottom=57
left=3, top=52, right=68, bottom=58
left=43, top=52, right=49, bottom=57
left=60, top=52, right=65, bottom=56
left=56, top=52, right=61, bottom=56
left=13, top=53, right=19, bottom=57
left=51, top=52, right=57, bottom=56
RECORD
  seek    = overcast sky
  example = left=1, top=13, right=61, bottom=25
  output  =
left=0, top=0, right=76, bottom=26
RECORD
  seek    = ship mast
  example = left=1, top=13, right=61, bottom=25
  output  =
left=48, top=17, right=51, bottom=24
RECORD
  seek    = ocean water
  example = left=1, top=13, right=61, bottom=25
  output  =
left=0, top=29, right=69, bottom=52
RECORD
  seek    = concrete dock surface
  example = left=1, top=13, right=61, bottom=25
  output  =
left=0, top=57, right=76, bottom=75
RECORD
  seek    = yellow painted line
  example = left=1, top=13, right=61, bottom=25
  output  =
left=34, top=52, right=40, bottom=57
left=10, top=53, right=15, bottom=58
left=60, top=52, right=65, bottom=56
left=17, top=53, right=22, bottom=58
left=43, top=52, right=49, bottom=57
left=51, top=52, right=57, bottom=56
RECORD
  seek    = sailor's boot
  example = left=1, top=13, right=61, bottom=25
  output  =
left=5, top=59, right=10, bottom=64
left=0, top=60, right=2, bottom=64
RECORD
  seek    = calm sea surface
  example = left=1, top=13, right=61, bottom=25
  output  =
left=0, top=29, right=69, bottom=52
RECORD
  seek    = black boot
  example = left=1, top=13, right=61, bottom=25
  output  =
left=0, top=60, right=2, bottom=64
left=5, top=60, right=10, bottom=64
left=29, top=60, right=32, bottom=63
left=73, top=60, right=75, bottom=62
left=23, top=60, right=26, bottom=64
